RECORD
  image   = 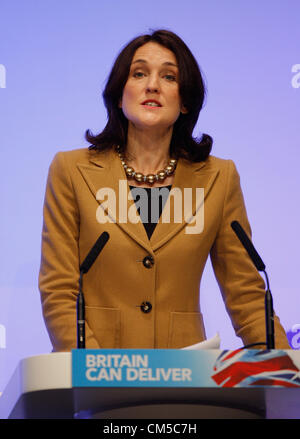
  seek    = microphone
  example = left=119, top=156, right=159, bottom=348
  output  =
left=231, top=221, right=265, bottom=271
left=231, top=221, right=275, bottom=349
left=80, top=231, right=110, bottom=274
left=77, top=232, right=110, bottom=349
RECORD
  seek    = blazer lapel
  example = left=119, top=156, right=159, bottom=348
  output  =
left=150, top=158, right=219, bottom=251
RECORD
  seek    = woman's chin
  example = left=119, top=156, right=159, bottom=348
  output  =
left=129, top=119, right=174, bottom=133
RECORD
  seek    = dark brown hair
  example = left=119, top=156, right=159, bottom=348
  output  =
left=86, top=29, right=213, bottom=162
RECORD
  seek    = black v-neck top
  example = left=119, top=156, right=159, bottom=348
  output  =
left=129, top=185, right=172, bottom=239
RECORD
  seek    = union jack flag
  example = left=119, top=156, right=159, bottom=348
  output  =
left=211, top=349, right=300, bottom=388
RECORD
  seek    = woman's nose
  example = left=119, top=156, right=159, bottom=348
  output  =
left=146, top=85, right=158, bottom=93
left=146, top=74, right=160, bottom=93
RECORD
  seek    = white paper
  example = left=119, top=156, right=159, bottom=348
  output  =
left=181, top=333, right=220, bottom=350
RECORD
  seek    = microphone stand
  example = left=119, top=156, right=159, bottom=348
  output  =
left=231, top=221, right=275, bottom=350
left=77, top=270, right=85, bottom=349
left=262, top=270, right=275, bottom=349
left=75, top=231, right=110, bottom=350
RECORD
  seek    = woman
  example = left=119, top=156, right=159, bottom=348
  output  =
left=39, top=29, right=289, bottom=351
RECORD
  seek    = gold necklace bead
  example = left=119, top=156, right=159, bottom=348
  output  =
left=134, top=172, right=144, bottom=182
left=157, top=170, right=167, bottom=181
left=125, top=166, right=134, bottom=177
left=165, top=165, right=175, bottom=175
left=146, top=174, right=156, bottom=184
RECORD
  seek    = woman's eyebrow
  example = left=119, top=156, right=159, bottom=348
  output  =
left=131, top=59, right=178, bottom=68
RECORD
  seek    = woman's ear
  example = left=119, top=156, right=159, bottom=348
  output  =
left=118, top=98, right=122, bottom=108
left=181, top=105, right=188, bottom=114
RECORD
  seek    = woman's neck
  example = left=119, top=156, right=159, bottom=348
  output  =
left=125, top=123, right=173, bottom=175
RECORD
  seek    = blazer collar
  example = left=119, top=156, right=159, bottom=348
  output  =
left=77, top=149, right=218, bottom=254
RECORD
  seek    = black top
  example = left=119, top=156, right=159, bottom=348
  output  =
left=129, top=185, right=172, bottom=239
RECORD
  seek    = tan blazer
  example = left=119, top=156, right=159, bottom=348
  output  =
left=38, top=147, right=290, bottom=351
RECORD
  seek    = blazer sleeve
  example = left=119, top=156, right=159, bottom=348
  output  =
left=38, top=152, right=100, bottom=351
left=210, top=160, right=290, bottom=349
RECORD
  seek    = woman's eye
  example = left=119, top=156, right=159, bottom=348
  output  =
left=133, top=71, right=144, bottom=78
left=132, top=71, right=176, bottom=81
left=165, top=74, right=176, bottom=81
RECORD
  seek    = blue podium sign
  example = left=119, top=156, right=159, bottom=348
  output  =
left=72, top=348, right=300, bottom=389
left=72, top=349, right=218, bottom=388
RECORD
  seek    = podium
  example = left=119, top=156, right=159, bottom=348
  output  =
left=0, top=349, right=299, bottom=419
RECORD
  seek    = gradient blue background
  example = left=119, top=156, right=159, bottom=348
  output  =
left=0, top=0, right=299, bottom=394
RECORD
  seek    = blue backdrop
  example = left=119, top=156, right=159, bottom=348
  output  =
left=1, top=0, right=300, bottom=394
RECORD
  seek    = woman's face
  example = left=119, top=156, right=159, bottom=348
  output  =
left=119, top=42, right=187, bottom=133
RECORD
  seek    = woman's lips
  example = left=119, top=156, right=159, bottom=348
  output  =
left=141, top=100, right=162, bottom=107
left=142, top=103, right=162, bottom=109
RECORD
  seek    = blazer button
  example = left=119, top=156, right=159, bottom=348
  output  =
left=140, top=301, right=152, bottom=313
left=143, top=255, right=154, bottom=268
